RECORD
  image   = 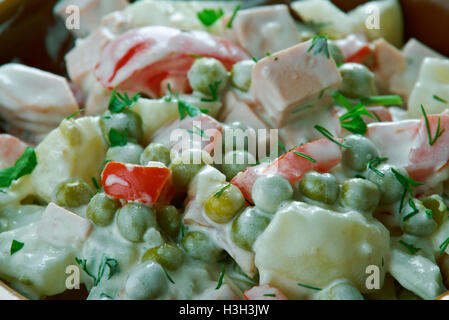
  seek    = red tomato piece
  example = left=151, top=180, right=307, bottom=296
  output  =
left=101, top=161, right=172, bottom=205
left=232, top=138, right=342, bottom=202
left=244, top=284, right=288, bottom=300
left=95, top=26, right=249, bottom=98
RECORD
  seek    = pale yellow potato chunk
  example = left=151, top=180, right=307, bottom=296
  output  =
left=254, top=201, right=390, bottom=299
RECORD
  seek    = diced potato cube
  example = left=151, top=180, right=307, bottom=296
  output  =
left=37, top=203, right=92, bottom=249
left=349, top=0, right=404, bottom=48
left=408, top=57, right=449, bottom=118
left=254, top=201, right=389, bottom=299
left=30, top=116, right=108, bottom=201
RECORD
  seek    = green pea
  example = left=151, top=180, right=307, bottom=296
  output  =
left=231, top=208, right=271, bottom=251
left=317, top=280, right=364, bottom=300
left=342, top=135, right=380, bottom=172
left=341, top=178, right=380, bottom=213
left=399, top=198, right=437, bottom=237
left=52, top=178, right=94, bottom=208
left=155, top=205, right=181, bottom=238
left=125, top=262, right=168, bottom=300
left=140, top=143, right=171, bottom=166
left=299, top=171, right=339, bottom=204
left=421, top=195, right=448, bottom=225
left=100, top=110, right=143, bottom=144
left=252, top=174, right=293, bottom=213
left=231, top=60, right=256, bottom=92
left=367, top=165, right=407, bottom=205
left=142, top=243, right=184, bottom=271
left=328, top=41, right=344, bottom=67
left=187, top=58, right=229, bottom=95
left=338, top=63, right=377, bottom=99
left=204, top=184, right=244, bottom=223
left=105, top=142, right=143, bottom=164
left=171, top=162, right=204, bottom=189
left=86, top=193, right=120, bottom=226
left=219, top=150, right=256, bottom=181
left=116, top=203, right=157, bottom=242
left=181, top=231, right=222, bottom=261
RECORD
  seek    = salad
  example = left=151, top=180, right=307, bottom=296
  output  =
left=1, top=0, right=449, bottom=301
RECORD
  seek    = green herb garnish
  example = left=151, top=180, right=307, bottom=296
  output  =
left=332, top=91, right=353, bottom=110
left=215, top=184, right=231, bottom=198
left=10, top=240, right=24, bottom=255
left=197, top=8, right=224, bottom=27
left=187, top=125, right=210, bottom=139
left=252, top=57, right=258, bottom=63
left=367, top=157, right=388, bottom=177
left=75, top=255, right=119, bottom=286
left=433, top=95, right=448, bottom=104
left=201, top=81, right=221, bottom=102
left=108, top=89, right=140, bottom=113
left=109, top=128, right=127, bottom=147
left=294, top=151, right=317, bottom=163
left=215, top=264, right=226, bottom=290
left=0, top=147, right=37, bottom=188
left=390, top=168, right=423, bottom=212
left=66, top=108, right=85, bottom=120
left=399, top=240, right=420, bottom=255
left=307, top=35, right=330, bottom=59
left=278, top=141, right=287, bottom=154
left=178, top=97, right=208, bottom=120
left=314, top=125, right=351, bottom=148
left=297, top=282, right=322, bottom=291
left=439, top=237, right=449, bottom=255
left=164, top=268, right=175, bottom=284
left=421, top=104, right=445, bottom=146
left=92, top=177, right=100, bottom=192
left=263, top=293, right=276, bottom=297
left=403, top=199, right=419, bottom=221
left=339, top=103, right=375, bottom=135
left=360, top=95, right=403, bottom=106
left=226, top=4, right=241, bottom=28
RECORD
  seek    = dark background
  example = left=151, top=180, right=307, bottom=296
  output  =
left=0, top=0, right=448, bottom=76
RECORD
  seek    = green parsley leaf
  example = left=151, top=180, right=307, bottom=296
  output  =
left=263, top=293, right=276, bottom=297
left=314, top=125, right=351, bottom=148
left=307, top=35, right=330, bottom=59
left=403, top=198, right=419, bottom=221
left=439, top=237, right=449, bottom=255
left=390, top=168, right=423, bottom=212
left=108, top=89, right=140, bottom=113
left=252, top=57, right=258, bottom=63
left=226, top=4, right=241, bottom=28
left=433, top=95, right=448, bottom=104
left=75, top=255, right=119, bottom=286
left=294, top=151, right=317, bottom=163
left=399, top=240, right=420, bottom=255
left=215, top=184, right=231, bottom=198
left=297, top=282, right=322, bottom=291
left=164, top=268, right=175, bottom=284
left=187, top=125, right=210, bottom=139
left=197, top=8, right=224, bottom=27
left=278, top=141, right=287, bottom=154
left=10, top=240, right=24, bottom=255
left=0, top=147, right=37, bottom=188
left=201, top=81, right=221, bottom=102
left=215, top=264, right=226, bottom=290
left=421, top=104, right=445, bottom=146
left=66, top=108, right=85, bottom=120
left=360, top=95, right=403, bottom=106
left=339, top=103, right=375, bottom=135
left=367, top=157, right=388, bottom=177
left=332, top=91, right=354, bottom=110
left=178, top=98, right=208, bottom=120
left=109, top=128, right=128, bottom=147
left=92, top=177, right=100, bottom=192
